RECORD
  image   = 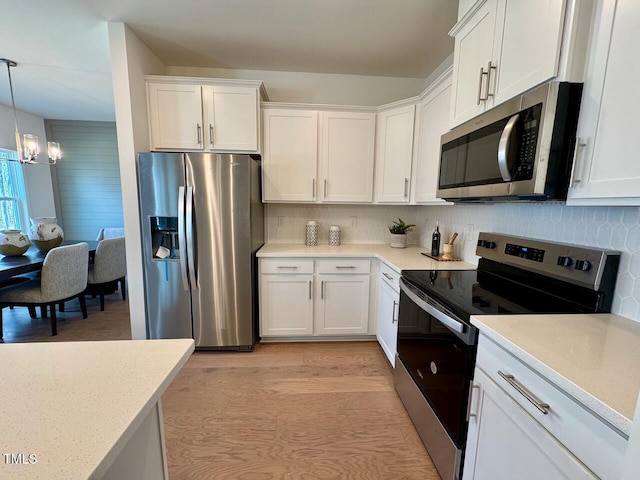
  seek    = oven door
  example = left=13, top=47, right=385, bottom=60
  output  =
left=397, top=278, right=478, bottom=448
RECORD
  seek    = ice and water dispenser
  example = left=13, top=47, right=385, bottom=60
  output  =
left=149, top=216, right=179, bottom=259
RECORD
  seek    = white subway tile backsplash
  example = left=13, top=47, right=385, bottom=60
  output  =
left=266, top=202, right=640, bottom=321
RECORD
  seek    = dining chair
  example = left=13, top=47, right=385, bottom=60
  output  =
left=87, top=237, right=126, bottom=311
left=96, top=227, right=125, bottom=241
left=0, top=243, right=89, bottom=338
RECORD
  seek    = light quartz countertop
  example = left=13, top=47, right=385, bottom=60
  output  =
left=471, top=314, right=640, bottom=436
left=0, top=338, right=194, bottom=479
left=257, top=244, right=477, bottom=272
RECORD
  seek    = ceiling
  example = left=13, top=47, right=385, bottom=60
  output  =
left=0, top=0, right=457, bottom=122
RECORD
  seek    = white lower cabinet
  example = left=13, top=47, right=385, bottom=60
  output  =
left=464, top=369, right=596, bottom=480
left=259, top=258, right=371, bottom=338
left=464, top=334, right=627, bottom=480
left=376, top=263, right=400, bottom=366
left=316, top=274, right=369, bottom=335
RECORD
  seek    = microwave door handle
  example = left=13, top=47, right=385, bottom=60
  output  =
left=497, top=113, right=519, bottom=182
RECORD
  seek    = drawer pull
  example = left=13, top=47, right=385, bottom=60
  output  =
left=382, top=272, right=394, bottom=281
left=277, top=266, right=298, bottom=269
left=336, top=265, right=356, bottom=269
left=498, top=371, right=550, bottom=415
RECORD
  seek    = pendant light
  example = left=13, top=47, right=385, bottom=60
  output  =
left=1, top=57, right=61, bottom=165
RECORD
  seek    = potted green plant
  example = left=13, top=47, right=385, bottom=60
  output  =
left=388, top=218, right=415, bottom=248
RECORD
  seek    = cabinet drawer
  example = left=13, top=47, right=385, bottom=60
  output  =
left=379, top=261, right=400, bottom=292
left=476, top=334, right=627, bottom=480
left=260, top=258, right=314, bottom=274
left=316, top=258, right=370, bottom=274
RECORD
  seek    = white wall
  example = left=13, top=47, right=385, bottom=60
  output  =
left=108, top=22, right=165, bottom=340
left=0, top=103, right=56, bottom=222
left=165, top=65, right=426, bottom=106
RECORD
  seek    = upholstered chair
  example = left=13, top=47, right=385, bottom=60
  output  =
left=96, top=227, right=125, bottom=241
left=87, top=237, right=126, bottom=311
left=0, top=243, right=89, bottom=339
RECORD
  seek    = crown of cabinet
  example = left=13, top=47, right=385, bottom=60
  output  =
left=145, top=76, right=266, bottom=153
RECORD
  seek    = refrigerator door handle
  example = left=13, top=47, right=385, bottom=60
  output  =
left=177, top=186, right=189, bottom=291
left=186, top=185, right=198, bottom=291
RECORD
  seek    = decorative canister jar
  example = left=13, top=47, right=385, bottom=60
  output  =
left=29, top=217, right=64, bottom=253
left=0, top=229, right=30, bottom=256
left=305, top=220, right=318, bottom=246
left=329, top=225, right=341, bottom=246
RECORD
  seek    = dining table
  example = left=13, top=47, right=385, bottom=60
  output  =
left=0, top=240, right=98, bottom=282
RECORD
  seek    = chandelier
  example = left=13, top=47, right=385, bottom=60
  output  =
left=1, top=58, right=61, bottom=165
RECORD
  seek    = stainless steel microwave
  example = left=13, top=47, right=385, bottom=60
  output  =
left=437, top=82, right=583, bottom=202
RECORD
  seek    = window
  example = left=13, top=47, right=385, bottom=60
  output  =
left=0, top=149, right=28, bottom=230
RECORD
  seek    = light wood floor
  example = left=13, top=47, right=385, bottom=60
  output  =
left=0, top=293, right=131, bottom=343
left=162, top=342, right=441, bottom=480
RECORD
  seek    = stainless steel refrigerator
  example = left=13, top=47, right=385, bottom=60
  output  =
left=136, top=152, right=264, bottom=350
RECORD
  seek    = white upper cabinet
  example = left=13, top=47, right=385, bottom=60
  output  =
left=146, top=77, right=263, bottom=153
left=147, top=83, right=204, bottom=150
left=450, top=0, right=499, bottom=126
left=567, top=0, right=640, bottom=205
left=320, top=111, right=376, bottom=203
left=202, top=85, right=259, bottom=152
left=493, top=0, right=566, bottom=105
left=449, top=0, right=589, bottom=127
left=412, top=70, right=453, bottom=204
left=375, top=104, right=416, bottom=203
left=262, top=105, right=376, bottom=203
left=262, top=108, right=318, bottom=202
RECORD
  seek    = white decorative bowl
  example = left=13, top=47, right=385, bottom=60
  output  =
left=0, top=229, right=30, bottom=256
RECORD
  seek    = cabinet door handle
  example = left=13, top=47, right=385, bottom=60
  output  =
left=466, top=383, right=481, bottom=420
left=392, top=300, right=398, bottom=323
left=477, top=66, right=488, bottom=104
left=569, top=138, right=587, bottom=187
left=209, top=124, right=214, bottom=146
left=486, top=61, right=497, bottom=99
left=382, top=272, right=394, bottom=281
left=498, top=371, right=550, bottom=415
left=324, top=179, right=327, bottom=198
left=404, top=178, right=409, bottom=197
left=309, top=280, right=312, bottom=299
left=312, top=178, right=316, bottom=198
left=321, top=280, right=325, bottom=299
left=196, top=123, right=202, bottom=144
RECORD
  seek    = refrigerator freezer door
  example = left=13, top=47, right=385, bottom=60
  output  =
left=185, top=153, right=254, bottom=348
left=137, top=153, right=193, bottom=340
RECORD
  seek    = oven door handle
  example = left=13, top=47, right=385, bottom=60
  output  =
left=497, top=113, right=519, bottom=182
left=400, top=278, right=465, bottom=334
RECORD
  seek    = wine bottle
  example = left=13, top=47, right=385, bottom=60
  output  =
left=431, top=222, right=441, bottom=256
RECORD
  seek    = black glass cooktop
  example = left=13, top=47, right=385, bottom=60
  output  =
left=402, top=259, right=607, bottom=321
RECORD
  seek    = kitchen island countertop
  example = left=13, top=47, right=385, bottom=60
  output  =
left=0, top=338, right=194, bottom=479
left=257, top=243, right=477, bottom=272
left=471, top=313, right=640, bottom=436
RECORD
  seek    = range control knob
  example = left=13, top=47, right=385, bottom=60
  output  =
left=575, top=260, right=592, bottom=272
left=477, top=240, right=497, bottom=249
left=557, top=256, right=573, bottom=267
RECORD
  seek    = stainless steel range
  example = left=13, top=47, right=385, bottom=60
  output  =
left=394, top=233, right=621, bottom=480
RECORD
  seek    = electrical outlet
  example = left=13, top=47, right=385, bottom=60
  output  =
left=277, top=216, right=284, bottom=228
left=350, top=216, right=357, bottom=228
